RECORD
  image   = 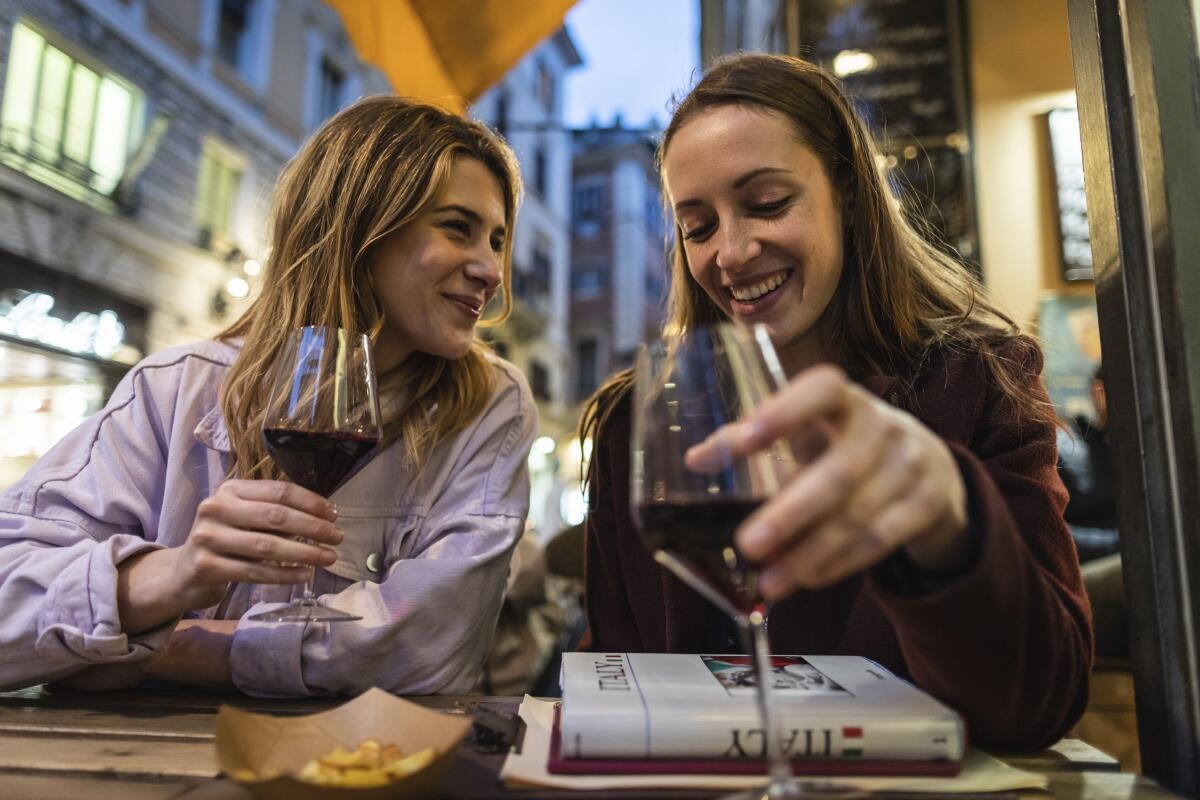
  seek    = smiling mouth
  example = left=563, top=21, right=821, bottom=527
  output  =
left=726, top=270, right=792, bottom=303
left=446, top=294, right=483, bottom=318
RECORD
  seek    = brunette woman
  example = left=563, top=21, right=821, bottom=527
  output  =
left=581, top=54, right=1090, bottom=750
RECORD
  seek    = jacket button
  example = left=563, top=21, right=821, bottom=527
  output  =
left=366, top=552, right=383, bottom=573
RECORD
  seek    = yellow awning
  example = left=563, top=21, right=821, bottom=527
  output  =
left=325, top=0, right=579, bottom=113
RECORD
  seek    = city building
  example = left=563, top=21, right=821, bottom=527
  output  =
left=0, top=0, right=388, bottom=487
left=569, top=124, right=666, bottom=405
left=472, top=28, right=582, bottom=540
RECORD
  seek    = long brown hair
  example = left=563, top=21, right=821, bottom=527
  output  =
left=582, top=52, right=1050, bottom=462
left=220, top=95, right=521, bottom=479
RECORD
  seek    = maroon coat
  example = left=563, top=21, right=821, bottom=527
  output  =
left=584, top=338, right=1093, bottom=751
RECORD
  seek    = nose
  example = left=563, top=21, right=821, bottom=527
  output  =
left=713, top=218, right=762, bottom=273
left=465, top=247, right=502, bottom=294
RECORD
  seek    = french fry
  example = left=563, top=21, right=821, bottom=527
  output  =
left=256, top=739, right=437, bottom=788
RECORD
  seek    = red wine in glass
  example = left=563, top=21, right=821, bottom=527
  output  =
left=637, top=498, right=762, bottom=615
left=248, top=325, right=382, bottom=624
left=262, top=429, right=379, bottom=498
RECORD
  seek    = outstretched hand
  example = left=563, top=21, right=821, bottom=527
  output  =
left=685, top=365, right=970, bottom=600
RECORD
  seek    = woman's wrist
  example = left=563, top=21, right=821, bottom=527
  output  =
left=903, top=516, right=972, bottom=573
left=116, top=548, right=202, bottom=635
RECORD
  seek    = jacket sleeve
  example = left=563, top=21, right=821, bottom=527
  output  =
left=583, top=392, right=647, bottom=652
left=870, top=339, right=1093, bottom=750
left=0, top=366, right=178, bottom=689
left=228, top=368, right=538, bottom=697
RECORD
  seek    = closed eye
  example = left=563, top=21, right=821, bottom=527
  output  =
left=441, top=219, right=471, bottom=237
left=680, top=221, right=715, bottom=242
left=750, top=197, right=791, bottom=215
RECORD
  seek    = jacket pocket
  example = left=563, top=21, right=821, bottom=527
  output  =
left=323, top=504, right=422, bottom=585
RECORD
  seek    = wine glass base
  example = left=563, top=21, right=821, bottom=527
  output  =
left=719, top=780, right=871, bottom=800
left=247, top=602, right=362, bottom=623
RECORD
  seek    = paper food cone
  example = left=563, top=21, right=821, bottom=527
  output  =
left=215, top=687, right=472, bottom=799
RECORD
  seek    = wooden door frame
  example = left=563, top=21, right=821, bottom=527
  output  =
left=1067, top=0, right=1200, bottom=794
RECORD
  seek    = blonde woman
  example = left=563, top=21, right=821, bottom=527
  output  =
left=0, top=97, right=536, bottom=695
left=582, top=54, right=1090, bottom=750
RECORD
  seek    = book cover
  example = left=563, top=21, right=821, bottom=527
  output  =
left=560, top=653, right=965, bottom=762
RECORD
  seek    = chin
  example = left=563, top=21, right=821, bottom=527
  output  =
left=423, top=339, right=473, bottom=361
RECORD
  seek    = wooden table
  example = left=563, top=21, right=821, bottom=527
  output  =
left=0, top=686, right=1177, bottom=799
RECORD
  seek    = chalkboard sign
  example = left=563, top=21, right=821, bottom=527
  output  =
left=799, top=0, right=968, bottom=140
left=887, top=144, right=976, bottom=262
left=797, top=0, right=978, bottom=271
left=1046, top=108, right=1094, bottom=281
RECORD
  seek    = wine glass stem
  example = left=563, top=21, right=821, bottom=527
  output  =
left=300, top=537, right=317, bottom=605
left=740, top=610, right=795, bottom=796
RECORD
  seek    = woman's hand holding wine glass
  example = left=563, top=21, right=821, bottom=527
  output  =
left=116, top=480, right=342, bottom=635
left=170, top=478, right=344, bottom=610
left=685, top=363, right=970, bottom=601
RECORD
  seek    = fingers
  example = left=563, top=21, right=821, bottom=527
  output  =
left=736, top=391, right=885, bottom=561
left=686, top=365, right=850, bottom=470
left=202, top=481, right=343, bottom=546
left=186, top=546, right=317, bottom=587
left=221, top=479, right=338, bottom=523
left=754, top=443, right=914, bottom=596
left=189, top=522, right=338, bottom=569
left=200, top=497, right=343, bottom=546
left=758, top=518, right=884, bottom=598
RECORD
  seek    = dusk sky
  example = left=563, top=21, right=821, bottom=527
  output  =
left=562, top=0, right=700, bottom=130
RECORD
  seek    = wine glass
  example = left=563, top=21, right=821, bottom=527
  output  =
left=248, top=325, right=382, bottom=623
left=632, top=323, right=802, bottom=799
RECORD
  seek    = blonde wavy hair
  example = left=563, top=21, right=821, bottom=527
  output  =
left=582, top=52, right=1050, bottom=456
left=220, top=95, right=521, bottom=479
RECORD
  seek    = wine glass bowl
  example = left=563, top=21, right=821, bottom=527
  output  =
left=632, top=323, right=803, bottom=799
left=248, top=325, right=382, bottom=623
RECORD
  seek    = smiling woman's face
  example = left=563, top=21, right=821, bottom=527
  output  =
left=663, top=104, right=845, bottom=375
left=369, top=157, right=507, bottom=372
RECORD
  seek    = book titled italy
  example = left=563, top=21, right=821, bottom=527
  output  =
left=559, top=653, right=965, bottom=764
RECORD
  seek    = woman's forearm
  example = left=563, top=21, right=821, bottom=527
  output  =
left=144, top=619, right=236, bottom=688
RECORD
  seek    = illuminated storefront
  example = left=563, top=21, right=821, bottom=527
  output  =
left=0, top=253, right=146, bottom=489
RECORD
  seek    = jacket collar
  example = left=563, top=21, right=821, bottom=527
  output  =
left=194, top=404, right=232, bottom=454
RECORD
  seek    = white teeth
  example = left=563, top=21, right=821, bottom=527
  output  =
left=730, top=272, right=787, bottom=302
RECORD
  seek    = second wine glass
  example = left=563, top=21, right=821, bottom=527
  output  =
left=632, top=323, right=802, bottom=800
left=249, top=325, right=382, bottom=623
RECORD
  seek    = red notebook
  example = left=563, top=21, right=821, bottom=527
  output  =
left=546, top=705, right=962, bottom=778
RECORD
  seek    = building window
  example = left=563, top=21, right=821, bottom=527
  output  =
left=573, top=182, right=603, bottom=237
left=495, top=90, right=509, bottom=139
left=511, top=265, right=530, bottom=301
left=533, top=147, right=547, bottom=198
left=195, top=140, right=243, bottom=247
left=535, top=57, right=554, bottom=112
left=532, top=234, right=552, bottom=298
left=216, top=0, right=254, bottom=71
left=575, top=338, right=598, bottom=401
left=571, top=267, right=606, bottom=299
left=316, top=56, right=345, bottom=122
left=0, top=21, right=143, bottom=198
left=530, top=359, right=551, bottom=402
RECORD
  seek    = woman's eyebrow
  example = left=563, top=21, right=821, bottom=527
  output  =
left=433, top=204, right=482, bottom=222
left=732, top=166, right=791, bottom=188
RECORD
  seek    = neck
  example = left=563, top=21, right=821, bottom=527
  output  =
left=373, top=339, right=411, bottom=374
left=775, top=329, right=835, bottom=380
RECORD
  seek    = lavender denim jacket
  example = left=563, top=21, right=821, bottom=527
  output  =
left=0, top=340, right=536, bottom=696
